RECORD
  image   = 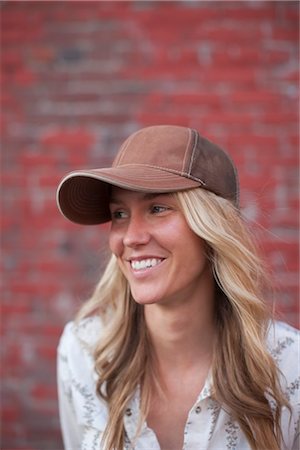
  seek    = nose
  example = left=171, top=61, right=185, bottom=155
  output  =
left=123, top=214, right=151, bottom=248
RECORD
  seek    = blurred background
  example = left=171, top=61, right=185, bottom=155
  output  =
left=1, top=1, right=299, bottom=449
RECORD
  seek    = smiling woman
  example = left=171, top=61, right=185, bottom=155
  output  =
left=56, top=125, right=299, bottom=450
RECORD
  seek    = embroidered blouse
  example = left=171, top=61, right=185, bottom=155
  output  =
left=57, top=317, right=300, bottom=450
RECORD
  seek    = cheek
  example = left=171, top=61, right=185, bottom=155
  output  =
left=108, top=230, right=123, bottom=257
left=178, top=227, right=207, bottom=264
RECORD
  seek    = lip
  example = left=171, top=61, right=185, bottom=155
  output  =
left=126, top=255, right=166, bottom=261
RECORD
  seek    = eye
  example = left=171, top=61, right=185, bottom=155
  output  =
left=150, top=205, right=170, bottom=214
left=110, top=209, right=128, bottom=220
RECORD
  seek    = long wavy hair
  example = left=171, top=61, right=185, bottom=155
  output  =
left=76, top=188, right=290, bottom=450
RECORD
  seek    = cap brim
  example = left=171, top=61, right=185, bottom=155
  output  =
left=57, top=165, right=201, bottom=225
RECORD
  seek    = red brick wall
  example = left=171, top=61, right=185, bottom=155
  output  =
left=1, top=1, right=299, bottom=448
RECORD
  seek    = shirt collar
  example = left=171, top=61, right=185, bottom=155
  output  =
left=124, top=371, right=213, bottom=443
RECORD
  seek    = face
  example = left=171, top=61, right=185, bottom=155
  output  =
left=108, top=187, right=212, bottom=307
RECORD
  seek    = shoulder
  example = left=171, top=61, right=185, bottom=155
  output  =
left=267, top=320, right=300, bottom=402
left=267, top=320, right=299, bottom=360
left=57, top=316, right=103, bottom=384
left=57, top=316, right=109, bottom=429
left=58, top=315, right=103, bottom=359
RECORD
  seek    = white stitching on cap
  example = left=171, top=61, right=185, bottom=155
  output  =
left=111, top=163, right=206, bottom=183
left=225, top=151, right=240, bottom=206
left=181, top=128, right=193, bottom=174
left=58, top=166, right=206, bottom=185
left=188, top=129, right=199, bottom=176
left=114, top=133, right=134, bottom=165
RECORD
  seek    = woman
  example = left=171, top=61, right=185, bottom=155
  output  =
left=56, top=125, right=299, bottom=450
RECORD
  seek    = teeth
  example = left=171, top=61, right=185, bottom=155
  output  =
left=131, top=258, right=163, bottom=271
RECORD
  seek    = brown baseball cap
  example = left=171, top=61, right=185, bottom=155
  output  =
left=57, top=125, right=239, bottom=225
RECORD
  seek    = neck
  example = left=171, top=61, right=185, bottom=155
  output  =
left=144, top=283, right=216, bottom=373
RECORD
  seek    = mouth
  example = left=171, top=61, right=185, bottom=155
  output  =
left=130, top=258, right=164, bottom=271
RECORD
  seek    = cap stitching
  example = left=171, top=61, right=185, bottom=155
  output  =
left=181, top=128, right=193, bottom=174
left=62, top=165, right=206, bottom=185
left=188, top=129, right=199, bottom=177
left=114, top=133, right=135, bottom=165
left=224, top=151, right=240, bottom=206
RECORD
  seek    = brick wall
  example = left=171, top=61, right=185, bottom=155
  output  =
left=1, top=1, right=299, bottom=448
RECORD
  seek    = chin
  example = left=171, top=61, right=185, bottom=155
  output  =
left=131, top=293, right=161, bottom=305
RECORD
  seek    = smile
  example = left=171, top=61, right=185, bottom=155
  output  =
left=130, top=258, right=164, bottom=271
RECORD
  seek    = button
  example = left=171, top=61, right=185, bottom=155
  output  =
left=195, top=405, right=202, bottom=414
left=125, top=408, right=132, bottom=416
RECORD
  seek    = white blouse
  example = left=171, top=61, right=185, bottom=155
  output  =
left=57, top=317, right=300, bottom=450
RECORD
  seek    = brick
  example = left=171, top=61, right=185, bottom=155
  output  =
left=13, top=68, right=37, bottom=88
left=212, top=47, right=290, bottom=66
left=273, top=28, right=299, bottom=42
left=41, top=128, right=95, bottom=149
left=1, top=301, right=30, bottom=315
left=1, top=50, right=23, bottom=70
left=195, top=26, right=267, bottom=43
left=229, top=91, right=284, bottom=104
left=259, top=112, right=298, bottom=124
left=31, top=384, right=58, bottom=401
left=1, top=406, right=22, bottom=424
left=218, top=6, right=277, bottom=21
left=36, top=345, right=57, bottom=361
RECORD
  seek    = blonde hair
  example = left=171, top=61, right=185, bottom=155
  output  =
left=76, top=188, right=290, bottom=450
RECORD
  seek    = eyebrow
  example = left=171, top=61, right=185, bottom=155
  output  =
left=109, top=192, right=170, bottom=204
